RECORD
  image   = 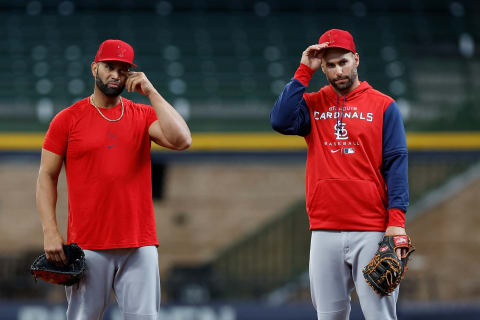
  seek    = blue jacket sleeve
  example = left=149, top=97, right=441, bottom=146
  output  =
left=382, top=102, right=409, bottom=212
left=270, top=79, right=311, bottom=136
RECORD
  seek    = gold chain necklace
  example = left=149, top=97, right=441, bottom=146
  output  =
left=90, top=95, right=124, bottom=122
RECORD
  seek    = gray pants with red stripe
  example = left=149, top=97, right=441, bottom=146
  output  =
left=309, top=231, right=399, bottom=320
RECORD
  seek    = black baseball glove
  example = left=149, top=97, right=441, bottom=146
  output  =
left=30, top=243, right=86, bottom=286
left=362, top=235, right=415, bottom=296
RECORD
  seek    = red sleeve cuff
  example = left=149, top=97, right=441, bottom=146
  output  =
left=387, top=208, right=406, bottom=228
left=293, top=63, right=314, bottom=87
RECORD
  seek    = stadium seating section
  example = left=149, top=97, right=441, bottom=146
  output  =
left=0, top=0, right=479, bottom=132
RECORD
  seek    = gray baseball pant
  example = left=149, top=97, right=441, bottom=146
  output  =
left=66, top=246, right=161, bottom=320
left=309, top=230, right=399, bottom=320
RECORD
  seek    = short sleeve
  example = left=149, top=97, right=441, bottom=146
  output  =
left=146, top=105, right=158, bottom=127
left=43, top=110, right=70, bottom=156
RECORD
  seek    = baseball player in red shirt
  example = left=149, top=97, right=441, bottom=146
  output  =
left=271, top=29, right=409, bottom=319
left=36, top=39, right=191, bottom=319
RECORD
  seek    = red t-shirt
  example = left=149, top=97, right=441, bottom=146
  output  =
left=43, top=97, right=159, bottom=249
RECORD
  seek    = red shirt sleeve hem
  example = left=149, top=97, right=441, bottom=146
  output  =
left=42, top=143, right=66, bottom=156
left=387, top=208, right=406, bottom=228
left=293, top=63, right=314, bottom=87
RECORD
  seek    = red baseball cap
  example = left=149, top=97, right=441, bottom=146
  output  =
left=318, top=29, right=356, bottom=53
left=94, top=39, right=137, bottom=68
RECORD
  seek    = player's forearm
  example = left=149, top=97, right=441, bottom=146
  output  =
left=383, top=151, right=409, bottom=210
left=36, top=172, right=60, bottom=234
left=148, top=90, right=192, bottom=150
left=270, top=79, right=311, bottom=136
left=382, top=102, right=409, bottom=213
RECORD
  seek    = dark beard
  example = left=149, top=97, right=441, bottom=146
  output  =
left=329, top=67, right=358, bottom=92
left=95, top=73, right=124, bottom=97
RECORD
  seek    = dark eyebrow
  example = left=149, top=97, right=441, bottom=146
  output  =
left=103, top=62, right=129, bottom=72
left=326, top=58, right=349, bottom=65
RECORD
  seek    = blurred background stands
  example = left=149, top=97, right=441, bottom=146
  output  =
left=0, top=0, right=478, bottom=132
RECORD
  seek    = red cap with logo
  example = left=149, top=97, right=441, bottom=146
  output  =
left=94, top=39, right=137, bottom=67
left=318, top=29, right=356, bottom=53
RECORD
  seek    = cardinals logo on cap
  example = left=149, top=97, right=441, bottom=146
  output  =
left=117, top=44, right=126, bottom=58
left=326, top=31, right=336, bottom=44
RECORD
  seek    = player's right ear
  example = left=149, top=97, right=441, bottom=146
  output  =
left=320, top=59, right=326, bottom=74
left=91, top=62, right=98, bottom=78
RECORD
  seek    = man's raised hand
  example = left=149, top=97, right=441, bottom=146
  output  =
left=300, top=42, right=329, bottom=71
left=126, top=71, right=157, bottom=96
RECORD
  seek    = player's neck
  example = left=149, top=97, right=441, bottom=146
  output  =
left=91, top=89, right=121, bottom=109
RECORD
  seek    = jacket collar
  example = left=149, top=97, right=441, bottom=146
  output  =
left=324, top=81, right=372, bottom=103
